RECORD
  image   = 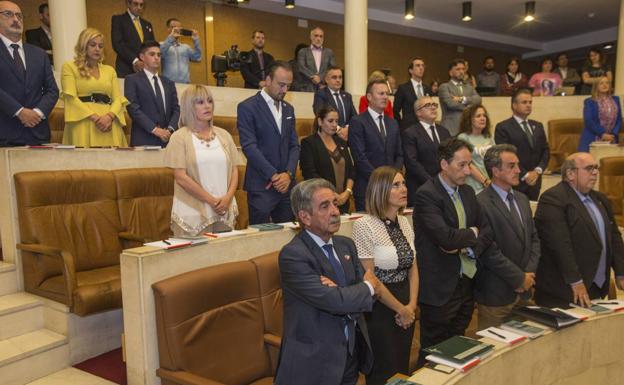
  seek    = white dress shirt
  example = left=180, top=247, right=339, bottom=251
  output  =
left=261, top=89, right=282, bottom=133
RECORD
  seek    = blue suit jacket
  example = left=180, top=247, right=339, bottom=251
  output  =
left=579, top=96, right=621, bottom=152
left=275, top=231, right=374, bottom=385
left=0, top=42, right=58, bottom=146
left=312, top=87, right=357, bottom=127
left=124, top=71, right=180, bottom=147
left=237, top=92, right=300, bottom=191
left=349, top=110, right=404, bottom=201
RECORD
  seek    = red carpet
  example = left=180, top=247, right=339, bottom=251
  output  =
left=74, top=348, right=127, bottom=385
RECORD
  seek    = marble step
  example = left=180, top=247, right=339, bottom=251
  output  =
left=0, top=262, right=18, bottom=296
left=25, top=367, right=116, bottom=385
left=0, top=292, right=44, bottom=340
left=0, top=329, right=68, bottom=385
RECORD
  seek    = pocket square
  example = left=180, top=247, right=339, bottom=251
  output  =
left=286, top=116, right=293, bottom=120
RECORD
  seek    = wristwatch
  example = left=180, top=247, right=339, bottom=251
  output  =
left=286, top=170, right=294, bottom=179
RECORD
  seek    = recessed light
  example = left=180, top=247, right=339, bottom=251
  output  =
left=588, top=12, right=596, bottom=18
left=604, top=44, right=613, bottom=49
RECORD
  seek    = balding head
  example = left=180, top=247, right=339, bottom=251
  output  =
left=0, top=1, right=23, bottom=41
left=561, top=152, right=599, bottom=194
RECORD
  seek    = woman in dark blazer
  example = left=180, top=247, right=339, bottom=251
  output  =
left=300, top=106, right=355, bottom=213
left=578, top=76, right=621, bottom=152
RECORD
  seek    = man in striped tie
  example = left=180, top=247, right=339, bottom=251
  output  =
left=111, top=0, right=155, bottom=77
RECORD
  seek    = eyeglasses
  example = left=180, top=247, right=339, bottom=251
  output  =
left=417, top=102, right=438, bottom=111
left=574, top=164, right=600, bottom=173
left=0, top=10, right=23, bottom=21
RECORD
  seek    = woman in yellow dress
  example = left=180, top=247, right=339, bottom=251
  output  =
left=61, top=28, right=128, bottom=147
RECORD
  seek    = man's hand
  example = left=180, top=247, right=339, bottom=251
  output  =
left=452, top=96, right=463, bottom=103
left=18, top=108, right=43, bottom=128
left=601, top=133, right=615, bottom=143
left=153, top=127, right=171, bottom=142
left=320, top=275, right=337, bottom=287
left=363, top=269, right=381, bottom=296
left=616, top=277, right=624, bottom=291
left=525, top=171, right=539, bottom=186
left=191, top=29, right=199, bottom=39
left=517, top=272, right=536, bottom=292
left=271, top=172, right=291, bottom=193
left=133, top=60, right=145, bottom=72
left=571, top=282, right=592, bottom=308
left=337, top=125, right=349, bottom=141
left=311, top=75, right=321, bottom=84
left=94, top=114, right=113, bottom=132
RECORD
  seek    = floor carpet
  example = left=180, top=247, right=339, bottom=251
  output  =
left=74, top=348, right=126, bottom=385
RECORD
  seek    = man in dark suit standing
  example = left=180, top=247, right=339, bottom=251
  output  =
left=349, top=79, right=404, bottom=211
left=402, top=96, right=450, bottom=207
left=296, top=27, right=336, bottom=92
left=111, top=0, right=155, bottom=78
left=494, top=89, right=549, bottom=201
left=276, top=178, right=380, bottom=385
left=534, top=152, right=624, bottom=308
left=0, top=0, right=58, bottom=146
left=413, top=137, right=490, bottom=368
left=240, top=30, right=274, bottom=89
left=25, top=3, right=52, bottom=65
left=125, top=41, right=180, bottom=147
left=394, top=57, right=431, bottom=130
left=312, top=66, right=356, bottom=130
left=475, top=144, right=540, bottom=329
left=238, top=61, right=300, bottom=224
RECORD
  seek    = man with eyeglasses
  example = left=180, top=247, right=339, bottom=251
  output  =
left=394, top=57, right=431, bottom=130
left=534, top=152, right=624, bottom=308
left=111, top=0, right=155, bottom=78
left=312, top=66, right=356, bottom=139
left=401, top=96, right=450, bottom=207
left=0, top=0, right=58, bottom=146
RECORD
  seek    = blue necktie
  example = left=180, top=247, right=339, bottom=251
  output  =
left=583, top=197, right=607, bottom=287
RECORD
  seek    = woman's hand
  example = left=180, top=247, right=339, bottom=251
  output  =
left=95, top=114, right=113, bottom=132
left=395, top=305, right=416, bottom=329
left=336, top=191, right=350, bottom=206
left=601, top=133, right=615, bottom=142
left=213, top=194, right=233, bottom=216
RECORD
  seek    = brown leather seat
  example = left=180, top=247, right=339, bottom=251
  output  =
left=14, top=170, right=127, bottom=316
left=296, top=118, right=314, bottom=139
left=153, top=260, right=278, bottom=385
left=113, top=168, right=174, bottom=244
left=547, top=119, right=583, bottom=172
left=599, top=156, right=624, bottom=226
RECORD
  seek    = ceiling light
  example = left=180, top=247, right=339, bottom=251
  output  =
left=405, top=0, right=414, bottom=20
left=462, top=2, right=472, bottom=21
left=524, top=1, right=535, bottom=22
left=604, top=44, right=613, bottom=49
left=285, top=0, right=295, bottom=9
left=205, top=16, right=214, bottom=22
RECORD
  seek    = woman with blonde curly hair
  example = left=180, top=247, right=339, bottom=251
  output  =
left=61, top=28, right=128, bottom=147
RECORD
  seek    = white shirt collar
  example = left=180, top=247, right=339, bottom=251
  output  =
left=513, top=115, right=529, bottom=125
left=410, top=78, right=422, bottom=87
left=367, top=107, right=383, bottom=121
left=127, top=10, right=140, bottom=20
left=305, top=229, right=333, bottom=248
left=0, top=33, right=21, bottom=50
left=260, top=88, right=278, bottom=106
left=144, top=68, right=158, bottom=79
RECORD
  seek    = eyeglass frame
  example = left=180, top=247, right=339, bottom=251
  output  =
left=0, top=10, right=23, bottom=21
left=416, top=102, right=439, bottom=111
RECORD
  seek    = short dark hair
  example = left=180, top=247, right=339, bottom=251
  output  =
left=483, top=56, right=495, bottom=63
left=267, top=60, right=293, bottom=78
left=139, top=40, right=160, bottom=55
left=541, top=57, right=553, bottom=66
left=313, top=105, right=338, bottom=133
left=38, top=3, right=48, bottom=14
left=325, top=65, right=342, bottom=74
left=408, top=57, right=424, bottom=71
left=438, top=137, right=473, bottom=164
left=366, top=79, right=387, bottom=95
left=506, top=57, right=519, bottom=69
left=166, top=18, right=179, bottom=28
left=556, top=52, right=568, bottom=61
left=484, top=144, right=518, bottom=178
left=449, top=58, right=466, bottom=70
left=511, top=88, right=532, bottom=105
left=252, top=30, right=265, bottom=38
left=459, top=104, right=491, bottom=137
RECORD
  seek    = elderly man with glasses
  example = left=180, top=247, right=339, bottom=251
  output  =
left=401, top=96, right=450, bottom=207
left=534, top=152, right=624, bottom=308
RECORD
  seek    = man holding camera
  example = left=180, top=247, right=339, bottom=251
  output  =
left=160, top=18, right=201, bottom=84
left=241, top=30, right=275, bottom=89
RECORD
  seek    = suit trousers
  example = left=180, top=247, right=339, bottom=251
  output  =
left=365, top=279, right=414, bottom=385
left=341, top=327, right=366, bottom=385
left=247, top=189, right=294, bottom=225
left=417, top=276, right=475, bottom=368
left=477, top=296, right=535, bottom=330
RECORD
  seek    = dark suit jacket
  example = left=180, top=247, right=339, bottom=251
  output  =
left=25, top=27, right=52, bottom=64
left=275, top=231, right=374, bottom=385
left=402, top=121, right=450, bottom=206
left=238, top=92, right=300, bottom=192
left=413, top=176, right=490, bottom=306
left=111, top=12, right=155, bottom=78
left=124, top=71, right=180, bottom=147
left=312, top=87, right=357, bottom=127
left=494, top=117, right=550, bottom=193
left=393, top=81, right=431, bottom=129
left=475, top=186, right=541, bottom=306
left=240, top=49, right=274, bottom=89
left=534, top=182, right=624, bottom=307
left=300, top=133, right=355, bottom=189
left=0, top=42, right=58, bottom=146
left=349, top=111, right=403, bottom=206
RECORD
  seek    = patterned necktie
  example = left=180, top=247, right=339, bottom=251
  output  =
left=521, top=120, right=535, bottom=148
left=378, top=115, right=387, bottom=141
left=322, top=244, right=347, bottom=287
left=452, top=191, right=476, bottom=278
left=416, top=83, right=423, bottom=98
left=10, top=44, right=25, bottom=77
left=334, top=92, right=346, bottom=125
left=133, top=17, right=144, bottom=42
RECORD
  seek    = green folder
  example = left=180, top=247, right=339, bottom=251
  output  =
left=423, top=335, right=493, bottom=364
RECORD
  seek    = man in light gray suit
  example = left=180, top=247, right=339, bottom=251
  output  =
left=475, top=144, right=540, bottom=329
left=296, top=27, right=336, bottom=92
left=439, top=59, right=482, bottom=136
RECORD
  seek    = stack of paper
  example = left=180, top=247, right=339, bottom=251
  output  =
left=144, top=239, right=193, bottom=249
left=591, top=300, right=624, bottom=312
left=500, top=320, right=546, bottom=339
left=424, top=335, right=494, bottom=373
left=476, top=327, right=526, bottom=345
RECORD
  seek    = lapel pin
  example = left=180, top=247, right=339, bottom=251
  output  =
left=344, top=254, right=351, bottom=261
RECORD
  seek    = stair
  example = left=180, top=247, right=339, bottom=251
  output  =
left=0, top=268, right=70, bottom=385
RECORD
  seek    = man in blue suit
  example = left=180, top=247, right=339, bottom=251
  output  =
left=312, top=66, right=356, bottom=129
left=276, top=178, right=380, bottom=385
left=125, top=41, right=179, bottom=147
left=238, top=61, right=300, bottom=224
left=0, top=0, right=58, bottom=146
left=349, top=79, right=404, bottom=211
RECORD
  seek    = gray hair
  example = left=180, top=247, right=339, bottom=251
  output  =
left=483, top=144, right=518, bottom=178
left=290, top=178, right=336, bottom=218
left=561, top=158, right=577, bottom=181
